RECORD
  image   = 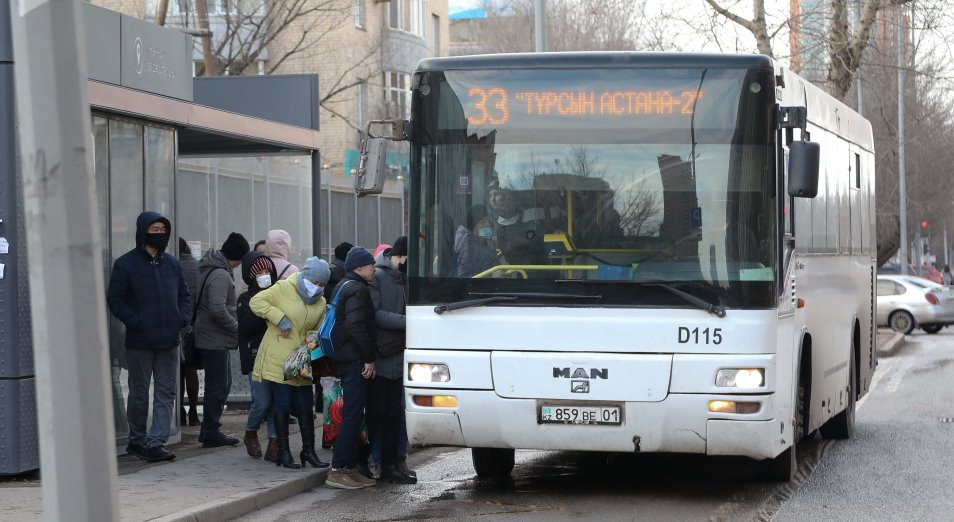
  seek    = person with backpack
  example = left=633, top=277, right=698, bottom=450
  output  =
left=251, top=257, right=332, bottom=470
left=368, top=236, right=416, bottom=484
left=238, top=252, right=277, bottom=460
left=326, top=246, right=379, bottom=490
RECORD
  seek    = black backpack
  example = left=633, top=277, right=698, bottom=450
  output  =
left=237, top=290, right=268, bottom=374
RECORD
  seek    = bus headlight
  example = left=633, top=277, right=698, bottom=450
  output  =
left=715, top=368, right=764, bottom=388
left=409, top=363, right=450, bottom=383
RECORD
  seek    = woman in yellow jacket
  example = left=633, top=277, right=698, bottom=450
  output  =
left=251, top=257, right=331, bottom=469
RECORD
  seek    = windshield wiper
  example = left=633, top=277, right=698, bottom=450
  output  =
left=433, top=292, right=601, bottom=315
left=638, top=281, right=726, bottom=318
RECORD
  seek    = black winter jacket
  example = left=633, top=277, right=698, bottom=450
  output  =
left=332, top=272, right=377, bottom=365
left=324, top=258, right=347, bottom=301
left=107, top=211, right=192, bottom=350
left=237, top=252, right=275, bottom=375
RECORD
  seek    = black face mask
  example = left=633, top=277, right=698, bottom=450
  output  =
left=144, top=233, right=170, bottom=252
left=398, top=261, right=407, bottom=273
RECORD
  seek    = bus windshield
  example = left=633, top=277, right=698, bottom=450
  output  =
left=409, top=66, right=777, bottom=308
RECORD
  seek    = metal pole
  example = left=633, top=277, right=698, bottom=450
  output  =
left=914, top=227, right=922, bottom=275
left=312, top=151, right=322, bottom=257
left=534, top=0, right=547, bottom=52
left=897, top=7, right=908, bottom=275
left=944, top=224, right=950, bottom=266
left=9, top=1, right=119, bottom=520
left=854, top=0, right=864, bottom=117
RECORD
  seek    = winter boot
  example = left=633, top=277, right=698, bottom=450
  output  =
left=273, top=411, right=300, bottom=469
left=263, top=438, right=278, bottom=463
left=244, top=430, right=262, bottom=458
left=298, top=408, right=329, bottom=468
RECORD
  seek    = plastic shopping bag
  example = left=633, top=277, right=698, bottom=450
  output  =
left=283, top=343, right=313, bottom=381
left=321, top=377, right=369, bottom=447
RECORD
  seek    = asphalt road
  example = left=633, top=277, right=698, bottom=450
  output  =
left=240, top=330, right=954, bottom=521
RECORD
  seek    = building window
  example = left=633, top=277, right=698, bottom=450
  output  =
left=384, top=71, right=411, bottom=119
left=432, top=14, right=440, bottom=52
left=355, top=0, right=365, bottom=28
left=389, top=0, right=426, bottom=37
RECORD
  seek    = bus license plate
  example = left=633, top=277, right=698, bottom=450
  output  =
left=539, top=405, right=622, bottom=425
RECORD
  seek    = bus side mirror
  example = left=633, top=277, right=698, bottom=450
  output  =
left=355, top=120, right=409, bottom=197
left=788, top=140, right=820, bottom=198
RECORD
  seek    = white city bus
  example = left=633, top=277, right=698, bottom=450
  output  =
left=356, top=52, right=876, bottom=481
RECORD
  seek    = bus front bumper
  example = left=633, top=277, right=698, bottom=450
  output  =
left=405, top=390, right=787, bottom=460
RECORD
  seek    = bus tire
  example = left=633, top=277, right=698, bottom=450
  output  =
left=472, top=448, right=515, bottom=479
left=888, top=310, right=915, bottom=335
left=761, top=380, right=804, bottom=481
left=820, top=346, right=856, bottom=439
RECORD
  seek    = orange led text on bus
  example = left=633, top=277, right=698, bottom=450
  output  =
left=466, top=87, right=704, bottom=125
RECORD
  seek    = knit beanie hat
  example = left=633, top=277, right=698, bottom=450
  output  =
left=221, top=232, right=250, bottom=261
left=334, top=242, right=354, bottom=262
left=390, top=236, right=408, bottom=256
left=300, top=257, right=331, bottom=284
left=249, top=255, right=273, bottom=277
left=345, top=246, right=375, bottom=271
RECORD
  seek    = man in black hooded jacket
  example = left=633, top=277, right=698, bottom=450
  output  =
left=107, top=211, right=191, bottom=463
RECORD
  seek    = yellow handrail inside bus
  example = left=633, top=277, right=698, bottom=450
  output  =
left=472, top=264, right=599, bottom=279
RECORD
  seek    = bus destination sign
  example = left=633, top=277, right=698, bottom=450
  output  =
left=466, top=86, right=704, bottom=126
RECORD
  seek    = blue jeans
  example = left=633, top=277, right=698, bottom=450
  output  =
left=331, top=361, right=369, bottom=470
left=126, top=346, right=179, bottom=448
left=269, top=381, right=313, bottom=413
left=200, top=350, right=232, bottom=433
left=246, top=375, right=276, bottom=438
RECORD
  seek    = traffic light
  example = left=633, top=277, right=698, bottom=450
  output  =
left=921, top=220, right=929, bottom=230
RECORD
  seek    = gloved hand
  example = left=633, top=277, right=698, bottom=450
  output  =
left=278, top=316, right=293, bottom=338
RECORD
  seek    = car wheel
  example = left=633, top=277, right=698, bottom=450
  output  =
left=888, top=310, right=915, bottom=335
left=922, top=324, right=943, bottom=334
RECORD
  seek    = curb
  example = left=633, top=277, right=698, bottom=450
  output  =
left=152, top=468, right=329, bottom=522
left=876, top=332, right=905, bottom=357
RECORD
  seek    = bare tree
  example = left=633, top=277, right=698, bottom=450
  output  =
left=702, top=0, right=919, bottom=99
left=473, top=0, right=680, bottom=53
left=152, top=0, right=381, bottom=131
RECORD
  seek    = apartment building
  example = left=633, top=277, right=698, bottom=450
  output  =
left=93, top=0, right=449, bottom=256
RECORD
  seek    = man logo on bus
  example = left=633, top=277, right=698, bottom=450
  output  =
left=571, top=380, right=590, bottom=393
left=553, top=368, right=609, bottom=379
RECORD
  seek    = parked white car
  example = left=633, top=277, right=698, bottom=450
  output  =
left=876, top=275, right=954, bottom=334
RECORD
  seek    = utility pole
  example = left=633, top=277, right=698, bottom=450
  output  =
left=897, top=6, right=908, bottom=275
left=944, top=223, right=951, bottom=266
left=9, top=1, right=119, bottom=520
left=534, top=0, right=547, bottom=52
left=854, top=0, right=864, bottom=117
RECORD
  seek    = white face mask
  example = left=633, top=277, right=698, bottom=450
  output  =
left=256, top=274, right=272, bottom=289
left=303, top=278, right=322, bottom=297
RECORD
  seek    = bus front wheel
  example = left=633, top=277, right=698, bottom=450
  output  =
left=761, top=381, right=805, bottom=481
left=472, top=448, right=515, bottom=479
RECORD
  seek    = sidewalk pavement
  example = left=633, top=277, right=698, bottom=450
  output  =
left=876, top=328, right=906, bottom=357
left=1, top=330, right=908, bottom=521
left=0, top=411, right=330, bottom=522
